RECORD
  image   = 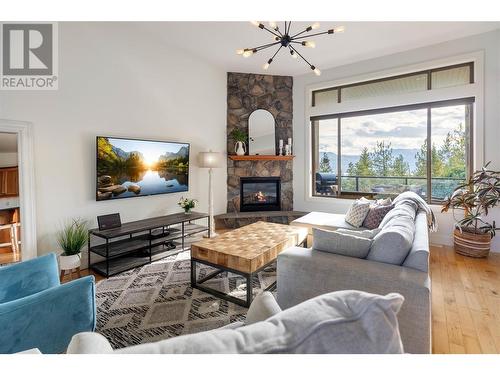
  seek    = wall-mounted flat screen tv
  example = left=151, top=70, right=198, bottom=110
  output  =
left=96, top=136, right=189, bottom=201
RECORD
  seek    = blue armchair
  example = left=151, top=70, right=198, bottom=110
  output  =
left=0, top=253, right=96, bottom=354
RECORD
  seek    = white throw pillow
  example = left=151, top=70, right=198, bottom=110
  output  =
left=345, top=198, right=371, bottom=227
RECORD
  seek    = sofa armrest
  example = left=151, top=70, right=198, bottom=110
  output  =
left=0, top=276, right=96, bottom=354
left=277, top=246, right=431, bottom=353
left=67, top=332, right=114, bottom=354
left=0, top=253, right=60, bottom=303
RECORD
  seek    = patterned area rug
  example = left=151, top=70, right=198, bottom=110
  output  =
left=95, top=250, right=277, bottom=349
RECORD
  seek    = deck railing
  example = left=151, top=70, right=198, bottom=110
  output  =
left=316, top=174, right=464, bottom=200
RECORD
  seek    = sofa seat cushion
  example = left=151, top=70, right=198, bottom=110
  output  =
left=312, top=228, right=373, bottom=258
left=291, top=212, right=359, bottom=235
left=110, top=290, right=405, bottom=354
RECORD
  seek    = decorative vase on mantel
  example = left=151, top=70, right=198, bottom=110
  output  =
left=234, top=141, right=246, bottom=156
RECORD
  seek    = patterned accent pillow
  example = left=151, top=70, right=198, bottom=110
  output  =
left=345, top=198, right=371, bottom=227
left=362, top=203, right=395, bottom=229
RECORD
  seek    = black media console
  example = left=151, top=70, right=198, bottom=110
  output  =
left=88, top=211, right=209, bottom=277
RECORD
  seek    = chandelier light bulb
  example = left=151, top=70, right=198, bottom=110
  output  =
left=269, top=21, right=277, bottom=29
left=242, top=49, right=254, bottom=58
left=263, top=62, right=270, bottom=70
left=334, top=26, right=345, bottom=33
left=250, top=21, right=260, bottom=27
left=302, top=41, right=316, bottom=48
left=311, top=22, right=320, bottom=30
left=290, top=50, right=298, bottom=59
left=313, top=67, right=321, bottom=76
left=236, top=49, right=245, bottom=55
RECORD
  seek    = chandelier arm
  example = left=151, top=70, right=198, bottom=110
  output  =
left=291, top=31, right=331, bottom=41
left=286, top=21, right=291, bottom=35
left=290, top=28, right=309, bottom=39
left=269, top=45, right=283, bottom=61
left=261, top=25, right=282, bottom=38
left=289, top=45, right=314, bottom=68
left=253, top=41, right=281, bottom=51
left=274, top=26, right=283, bottom=37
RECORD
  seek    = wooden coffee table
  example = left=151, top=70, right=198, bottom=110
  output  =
left=190, top=221, right=308, bottom=307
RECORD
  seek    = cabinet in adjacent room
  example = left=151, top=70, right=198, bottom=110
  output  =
left=0, top=167, right=19, bottom=196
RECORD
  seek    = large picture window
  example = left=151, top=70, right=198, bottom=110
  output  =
left=312, top=98, right=473, bottom=204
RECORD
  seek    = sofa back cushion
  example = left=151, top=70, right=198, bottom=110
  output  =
left=115, top=290, right=405, bottom=354
left=367, top=203, right=416, bottom=266
left=312, top=228, right=372, bottom=258
left=402, top=212, right=430, bottom=272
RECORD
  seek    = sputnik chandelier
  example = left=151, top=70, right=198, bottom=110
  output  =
left=236, top=21, right=345, bottom=76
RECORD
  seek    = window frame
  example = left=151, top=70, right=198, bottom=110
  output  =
left=311, top=97, right=475, bottom=204
left=311, top=62, right=474, bottom=107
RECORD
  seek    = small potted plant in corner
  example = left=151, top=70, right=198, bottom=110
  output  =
left=58, top=218, right=89, bottom=278
left=230, top=128, right=247, bottom=156
left=178, top=197, right=197, bottom=214
left=442, top=162, right=500, bottom=258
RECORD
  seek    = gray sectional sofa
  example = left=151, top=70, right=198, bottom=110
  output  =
left=277, top=199, right=431, bottom=354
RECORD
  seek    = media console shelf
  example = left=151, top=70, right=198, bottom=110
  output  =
left=88, top=211, right=209, bottom=277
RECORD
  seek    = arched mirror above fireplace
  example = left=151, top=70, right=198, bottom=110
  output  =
left=248, top=109, right=276, bottom=155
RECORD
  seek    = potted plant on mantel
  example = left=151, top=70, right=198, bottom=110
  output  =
left=58, top=218, right=88, bottom=278
left=230, top=128, right=247, bottom=156
left=442, top=162, right=500, bottom=258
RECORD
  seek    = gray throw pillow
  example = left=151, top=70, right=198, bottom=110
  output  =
left=344, top=198, right=371, bottom=227
left=336, top=227, right=381, bottom=239
left=313, top=227, right=372, bottom=258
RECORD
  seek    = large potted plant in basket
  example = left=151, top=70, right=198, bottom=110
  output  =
left=58, top=218, right=89, bottom=273
left=442, top=162, right=500, bottom=258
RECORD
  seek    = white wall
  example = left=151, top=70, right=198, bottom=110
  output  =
left=0, top=23, right=227, bottom=262
left=0, top=152, right=18, bottom=167
left=293, top=29, right=500, bottom=250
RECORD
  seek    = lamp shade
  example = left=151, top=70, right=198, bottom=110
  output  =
left=198, top=151, right=223, bottom=168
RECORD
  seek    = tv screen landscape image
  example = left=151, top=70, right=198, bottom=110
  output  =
left=96, top=136, right=189, bottom=201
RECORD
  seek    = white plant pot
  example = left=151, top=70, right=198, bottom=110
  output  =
left=59, top=253, right=81, bottom=271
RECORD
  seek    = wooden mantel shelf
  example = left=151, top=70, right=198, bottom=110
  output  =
left=228, top=155, right=294, bottom=161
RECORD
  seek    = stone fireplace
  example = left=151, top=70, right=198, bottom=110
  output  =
left=240, top=177, right=281, bottom=212
left=226, top=72, right=293, bottom=213
left=216, top=72, right=306, bottom=228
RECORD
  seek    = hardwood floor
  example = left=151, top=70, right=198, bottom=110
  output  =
left=56, top=242, right=500, bottom=354
left=430, top=244, right=500, bottom=354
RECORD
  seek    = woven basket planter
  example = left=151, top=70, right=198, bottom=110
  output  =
left=453, top=228, right=491, bottom=258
